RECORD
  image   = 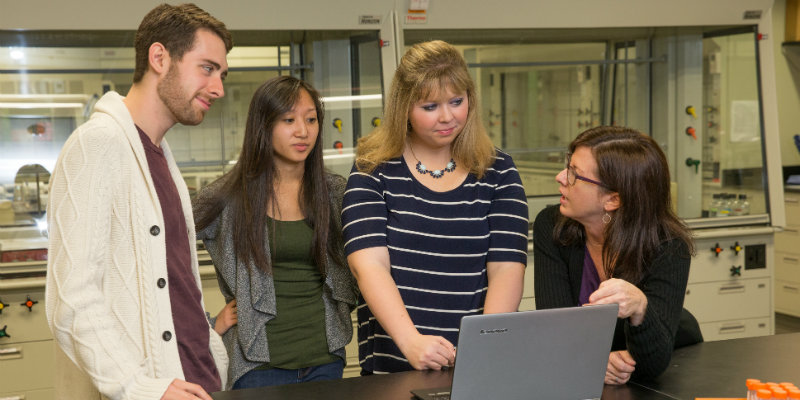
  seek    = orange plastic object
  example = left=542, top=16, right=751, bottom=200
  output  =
left=747, top=379, right=762, bottom=389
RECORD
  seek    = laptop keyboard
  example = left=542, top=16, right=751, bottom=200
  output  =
left=421, top=390, right=451, bottom=400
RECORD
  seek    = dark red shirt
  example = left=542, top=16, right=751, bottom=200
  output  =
left=137, top=126, right=221, bottom=393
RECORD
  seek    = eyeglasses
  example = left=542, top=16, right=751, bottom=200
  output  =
left=564, top=153, right=611, bottom=190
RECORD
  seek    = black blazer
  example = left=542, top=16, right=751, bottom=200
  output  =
left=533, top=205, right=697, bottom=380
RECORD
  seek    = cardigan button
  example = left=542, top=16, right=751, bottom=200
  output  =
left=157, top=278, right=166, bottom=288
left=150, top=225, right=160, bottom=236
left=162, top=331, right=172, bottom=341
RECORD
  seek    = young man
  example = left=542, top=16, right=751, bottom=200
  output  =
left=45, top=4, right=233, bottom=399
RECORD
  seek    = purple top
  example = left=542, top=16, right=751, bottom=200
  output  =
left=137, top=126, right=221, bottom=392
left=579, top=245, right=601, bottom=305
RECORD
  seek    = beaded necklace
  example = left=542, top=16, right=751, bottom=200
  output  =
left=408, top=143, right=456, bottom=179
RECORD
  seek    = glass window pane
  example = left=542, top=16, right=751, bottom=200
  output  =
left=701, top=31, right=765, bottom=217
left=455, top=43, right=608, bottom=198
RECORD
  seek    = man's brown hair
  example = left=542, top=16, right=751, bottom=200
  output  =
left=133, top=3, right=233, bottom=83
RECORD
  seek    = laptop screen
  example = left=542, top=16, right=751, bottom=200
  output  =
left=413, top=304, right=619, bottom=400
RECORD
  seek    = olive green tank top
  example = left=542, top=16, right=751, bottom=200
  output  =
left=259, top=217, right=338, bottom=370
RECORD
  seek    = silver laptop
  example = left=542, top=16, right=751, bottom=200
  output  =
left=411, top=304, right=619, bottom=400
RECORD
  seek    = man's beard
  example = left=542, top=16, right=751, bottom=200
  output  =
left=157, top=64, right=204, bottom=126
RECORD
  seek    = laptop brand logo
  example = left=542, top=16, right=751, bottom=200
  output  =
left=479, top=328, right=508, bottom=335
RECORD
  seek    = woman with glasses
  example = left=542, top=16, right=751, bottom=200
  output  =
left=533, top=126, right=695, bottom=385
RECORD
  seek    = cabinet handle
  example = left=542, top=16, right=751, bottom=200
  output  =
left=0, top=347, right=21, bottom=355
left=784, top=228, right=800, bottom=233
left=718, top=324, right=746, bottom=334
left=783, top=257, right=800, bottom=263
left=718, top=285, right=745, bottom=294
left=0, top=346, right=22, bottom=360
left=786, top=197, right=800, bottom=203
left=0, top=396, right=26, bottom=400
left=783, top=285, right=799, bottom=293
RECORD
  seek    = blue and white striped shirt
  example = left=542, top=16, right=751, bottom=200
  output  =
left=342, top=150, right=529, bottom=374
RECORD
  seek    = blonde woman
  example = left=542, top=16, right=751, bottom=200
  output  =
left=342, top=40, right=529, bottom=374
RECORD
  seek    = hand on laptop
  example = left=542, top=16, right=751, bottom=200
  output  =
left=586, top=278, right=648, bottom=326
left=605, top=350, right=636, bottom=385
left=399, top=333, right=456, bottom=370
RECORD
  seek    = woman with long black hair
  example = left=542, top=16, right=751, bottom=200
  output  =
left=194, top=76, right=357, bottom=389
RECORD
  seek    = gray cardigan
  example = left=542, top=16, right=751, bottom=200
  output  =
left=196, top=173, right=358, bottom=387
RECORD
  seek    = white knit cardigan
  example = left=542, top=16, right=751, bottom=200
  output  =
left=45, top=91, right=228, bottom=399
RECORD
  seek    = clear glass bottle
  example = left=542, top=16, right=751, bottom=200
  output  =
left=739, top=194, right=750, bottom=215
left=731, top=194, right=743, bottom=216
left=718, top=193, right=731, bottom=217
left=709, top=193, right=721, bottom=217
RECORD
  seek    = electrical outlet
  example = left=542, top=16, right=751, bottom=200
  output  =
left=744, top=244, right=766, bottom=270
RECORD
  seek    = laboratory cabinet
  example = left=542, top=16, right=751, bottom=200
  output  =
left=0, top=229, right=52, bottom=397
left=684, top=227, right=774, bottom=341
left=0, top=278, right=53, bottom=399
left=775, top=189, right=800, bottom=317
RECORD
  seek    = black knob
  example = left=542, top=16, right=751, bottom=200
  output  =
left=730, top=265, right=742, bottom=277
left=20, top=295, right=38, bottom=312
left=0, top=325, right=9, bottom=339
left=730, top=242, right=742, bottom=255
